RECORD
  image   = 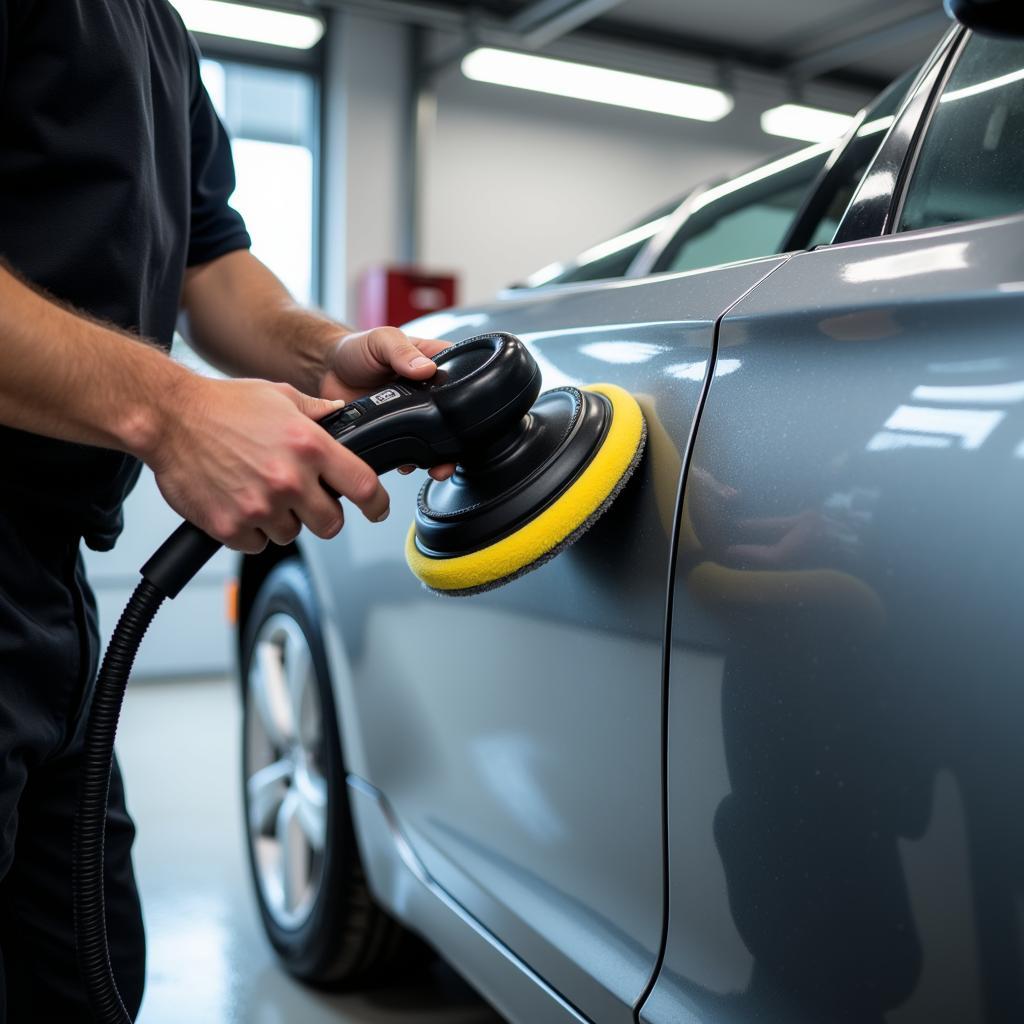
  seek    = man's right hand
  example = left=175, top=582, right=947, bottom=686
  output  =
left=145, top=376, right=390, bottom=554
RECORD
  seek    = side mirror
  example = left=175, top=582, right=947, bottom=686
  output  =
left=945, top=0, right=1024, bottom=37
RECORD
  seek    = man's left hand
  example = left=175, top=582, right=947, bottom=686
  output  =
left=321, top=326, right=455, bottom=480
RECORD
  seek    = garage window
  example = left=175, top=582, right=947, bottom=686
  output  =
left=898, top=35, right=1024, bottom=232
left=200, top=59, right=318, bottom=303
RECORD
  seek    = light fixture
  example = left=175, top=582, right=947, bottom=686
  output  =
left=168, top=0, right=324, bottom=49
left=760, top=102, right=855, bottom=143
left=461, top=48, right=733, bottom=122
left=941, top=66, right=1024, bottom=103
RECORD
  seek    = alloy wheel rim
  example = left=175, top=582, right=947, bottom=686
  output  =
left=245, top=612, right=328, bottom=930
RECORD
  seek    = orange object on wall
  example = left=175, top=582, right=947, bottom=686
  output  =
left=357, top=266, right=458, bottom=330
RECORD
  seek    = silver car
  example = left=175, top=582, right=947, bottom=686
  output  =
left=236, top=16, right=1024, bottom=1024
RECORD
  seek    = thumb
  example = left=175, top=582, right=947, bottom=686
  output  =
left=367, top=327, right=437, bottom=379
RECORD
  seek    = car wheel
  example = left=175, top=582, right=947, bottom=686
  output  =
left=241, top=558, right=429, bottom=985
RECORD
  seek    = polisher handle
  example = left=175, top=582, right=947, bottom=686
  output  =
left=140, top=332, right=541, bottom=599
left=138, top=405, right=411, bottom=599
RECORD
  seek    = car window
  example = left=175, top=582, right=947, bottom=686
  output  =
left=899, top=34, right=1024, bottom=232
left=655, top=147, right=828, bottom=274
left=516, top=200, right=678, bottom=289
left=667, top=178, right=815, bottom=272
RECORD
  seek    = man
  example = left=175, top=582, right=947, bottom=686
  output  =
left=0, top=2, right=449, bottom=1017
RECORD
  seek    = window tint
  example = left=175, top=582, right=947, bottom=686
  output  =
left=899, top=35, right=1024, bottom=232
left=656, top=149, right=827, bottom=274
left=667, top=180, right=811, bottom=273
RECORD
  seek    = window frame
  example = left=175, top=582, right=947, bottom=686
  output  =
left=831, top=26, right=965, bottom=245
left=195, top=34, right=324, bottom=304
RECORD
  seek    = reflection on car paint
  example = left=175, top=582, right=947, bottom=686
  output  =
left=644, top=215, right=1024, bottom=1024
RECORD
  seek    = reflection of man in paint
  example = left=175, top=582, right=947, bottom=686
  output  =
left=679, top=465, right=931, bottom=1023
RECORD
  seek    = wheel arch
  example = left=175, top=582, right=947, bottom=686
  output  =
left=236, top=542, right=301, bottom=664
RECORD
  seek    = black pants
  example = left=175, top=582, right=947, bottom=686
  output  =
left=0, top=509, right=145, bottom=1022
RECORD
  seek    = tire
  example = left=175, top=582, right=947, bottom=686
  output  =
left=240, top=558, right=430, bottom=986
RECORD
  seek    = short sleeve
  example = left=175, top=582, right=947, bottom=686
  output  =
left=1, top=2, right=10, bottom=96
left=186, top=40, right=251, bottom=267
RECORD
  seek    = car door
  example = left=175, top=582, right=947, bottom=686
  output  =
left=302, top=255, right=788, bottom=1024
left=642, top=27, right=1024, bottom=1024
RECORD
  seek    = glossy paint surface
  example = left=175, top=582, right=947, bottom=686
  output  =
left=302, top=260, right=786, bottom=1024
left=642, top=214, right=1024, bottom=1023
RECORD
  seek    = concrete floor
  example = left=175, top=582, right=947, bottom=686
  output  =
left=117, top=676, right=506, bottom=1024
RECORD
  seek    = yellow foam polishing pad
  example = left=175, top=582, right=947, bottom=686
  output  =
left=405, top=383, right=646, bottom=594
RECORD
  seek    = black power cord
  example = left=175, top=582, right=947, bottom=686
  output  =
left=73, top=523, right=219, bottom=1022
left=73, top=579, right=165, bottom=1024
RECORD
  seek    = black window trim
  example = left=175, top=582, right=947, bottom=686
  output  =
left=832, top=25, right=965, bottom=246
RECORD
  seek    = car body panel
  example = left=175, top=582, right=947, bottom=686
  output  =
left=641, top=213, right=1024, bottom=1023
left=299, top=256, right=788, bottom=1023
left=347, top=777, right=591, bottom=1023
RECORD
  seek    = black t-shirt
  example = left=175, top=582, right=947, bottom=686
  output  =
left=0, top=0, right=251, bottom=549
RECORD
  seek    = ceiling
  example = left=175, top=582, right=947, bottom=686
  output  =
left=384, top=0, right=952, bottom=91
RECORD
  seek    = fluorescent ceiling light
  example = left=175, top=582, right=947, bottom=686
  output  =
left=761, top=103, right=855, bottom=143
left=858, top=114, right=894, bottom=137
left=941, top=66, right=1024, bottom=103
left=168, top=0, right=324, bottom=49
left=461, top=48, right=733, bottom=122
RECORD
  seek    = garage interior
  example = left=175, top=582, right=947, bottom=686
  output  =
left=6, top=0, right=978, bottom=1022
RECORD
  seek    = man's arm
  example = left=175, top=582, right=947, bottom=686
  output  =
left=181, top=249, right=446, bottom=400
left=0, top=264, right=389, bottom=552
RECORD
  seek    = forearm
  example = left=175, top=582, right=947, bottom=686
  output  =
left=0, top=264, right=189, bottom=460
left=181, top=250, right=348, bottom=395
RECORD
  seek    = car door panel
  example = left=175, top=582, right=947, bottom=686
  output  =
left=302, top=258, right=788, bottom=1024
left=641, top=216, right=1024, bottom=1023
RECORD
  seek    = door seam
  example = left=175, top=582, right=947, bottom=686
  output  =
left=633, top=254, right=794, bottom=1021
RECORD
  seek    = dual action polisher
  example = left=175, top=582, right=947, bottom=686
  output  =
left=74, top=332, right=647, bottom=1023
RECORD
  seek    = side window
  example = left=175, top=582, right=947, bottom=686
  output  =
left=653, top=148, right=828, bottom=275
left=666, top=179, right=813, bottom=273
left=516, top=200, right=678, bottom=289
left=899, top=34, right=1024, bottom=231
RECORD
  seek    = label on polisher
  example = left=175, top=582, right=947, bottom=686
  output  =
left=369, top=387, right=403, bottom=406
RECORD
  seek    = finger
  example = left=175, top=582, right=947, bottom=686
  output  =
left=367, top=327, right=438, bottom=380
left=273, top=381, right=347, bottom=422
left=317, top=441, right=390, bottom=523
left=398, top=465, right=415, bottom=475
left=224, top=527, right=269, bottom=555
left=429, top=463, right=456, bottom=481
left=265, top=510, right=302, bottom=547
left=412, top=338, right=451, bottom=359
left=293, top=488, right=345, bottom=540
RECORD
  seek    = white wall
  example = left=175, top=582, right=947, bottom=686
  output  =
left=421, top=70, right=775, bottom=303
left=323, top=19, right=873, bottom=306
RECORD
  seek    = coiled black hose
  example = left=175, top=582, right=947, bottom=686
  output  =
left=72, top=521, right=221, bottom=1023
left=73, top=579, right=165, bottom=1023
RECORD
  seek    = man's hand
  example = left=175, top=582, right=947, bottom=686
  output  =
left=182, top=255, right=456, bottom=482
left=320, top=325, right=449, bottom=402
left=322, top=326, right=456, bottom=481
left=146, top=375, right=389, bottom=554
